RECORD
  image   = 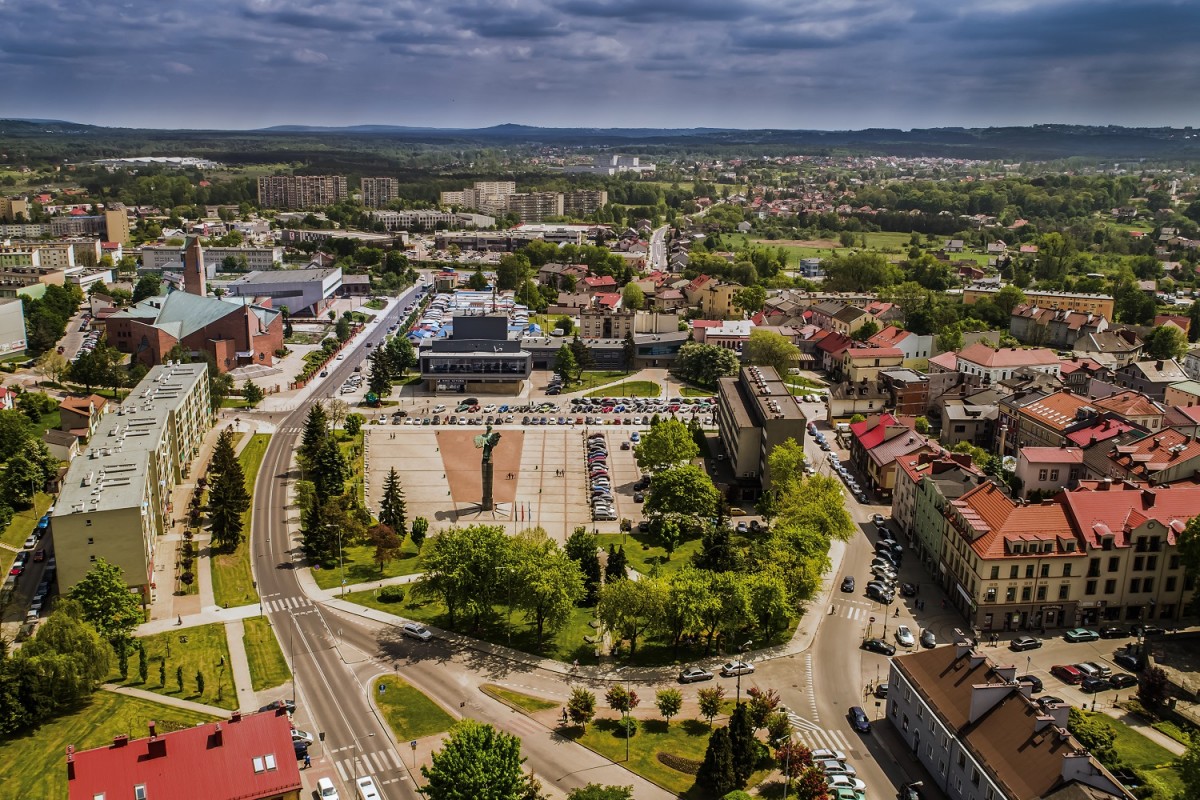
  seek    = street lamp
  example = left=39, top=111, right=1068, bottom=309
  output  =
left=736, top=640, right=753, bottom=705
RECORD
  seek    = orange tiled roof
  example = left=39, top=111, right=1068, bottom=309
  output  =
left=1019, top=391, right=1092, bottom=432
left=951, top=482, right=1077, bottom=559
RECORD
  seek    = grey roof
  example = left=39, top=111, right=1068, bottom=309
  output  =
left=228, top=267, right=337, bottom=286
left=110, top=291, right=279, bottom=340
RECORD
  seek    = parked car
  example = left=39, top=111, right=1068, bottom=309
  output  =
left=811, top=748, right=848, bottom=763
left=1051, top=664, right=1084, bottom=684
left=1079, top=661, right=1111, bottom=679
left=895, top=626, right=915, bottom=647
left=1114, top=651, right=1143, bottom=671
left=1010, top=636, right=1043, bottom=652
left=1099, top=626, right=1128, bottom=639
left=402, top=622, right=432, bottom=641
left=259, top=699, right=296, bottom=714
left=820, top=759, right=857, bottom=777
left=678, top=667, right=714, bottom=684
left=1109, top=673, right=1138, bottom=689
left=826, top=775, right=868, bottom=794
left=920, top=629, right=937, bottom=648
left=874, top=682, right=888, bottom=698
left=848, top=706, right=871, bottom=733
left=862, top=638, right=896, bottom=656
left=1081, top=676, right=1111, bottom=693
left=291, top=728, right=315, bottom=745
left=1065, top=628, right=1100, bottom=643
left=1017, top=674, right=1043, bottom=692
left=720, top=660, right=755, bottom=677
left=1036, top=696, right=1066, bottom=709
left=316, top=777, right=341, bottom=800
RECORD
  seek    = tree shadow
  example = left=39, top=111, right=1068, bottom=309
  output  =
left=681, top=719, right=712, bottom=737
left=642, top=719, right=669, bottom=735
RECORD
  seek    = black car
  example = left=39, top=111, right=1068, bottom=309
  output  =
left=899, top=783, right=925, bottom=800
left=1113, top=651, right=1143, bottom=671
left=1109, top=673, right=1138, bottom=689
left=848, top=706, right=871, bottom=733
left=1081, top=676, right=1112, bottom=693
left=900, top=582, right=918, bottom=597
left=866, top=585, right=894, bottom=604
left=293, top=740, right=309, bottom=758
left=259, top=699, right=296, bottom=714
left=1036, top=695, right=1066, bottom=709
left=1099, top=626, right=1128, bottom=639
left=1010, top=636, right=1043, bottom=652
left=862, top=638, right=897, bottom=656
left=841, top=576, right=856, bottom=592
left=1017, top=674, right=1043, bottom=692
left=1133, top=624, right=1166, bottom=637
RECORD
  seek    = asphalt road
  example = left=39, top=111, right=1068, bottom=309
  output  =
left=649, top=225, right=669, bottom=271
left=251, top=283, right=426, bottom=799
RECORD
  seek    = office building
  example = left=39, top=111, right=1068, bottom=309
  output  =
left=103, top=202, right=131, bottom=244
left=52, top=363, right=211, bottom=600
left=256, top=175, right=348, bottom=209
left=226, top=267, right=341, bottom=316
left=67, top=710, right=301, bottom=800
left=0, top=297, right=28, bottom=357
left=360, top=176, right=400, bottom=208
left=887, top=645, right=1134, bottom=800
left=715, top=366, right=807, bottom=498
left=418, top=314, right=532, bottom=395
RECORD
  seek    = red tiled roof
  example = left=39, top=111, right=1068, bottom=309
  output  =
left=850, top=412, right=900, bottom=450
left=1019, top=391, right=1092, bottom=432
left=1106, top=428, right=1200, bottom=478
left=68, top=710, right=301, bottom=800
left=1062, top=480, right=1196, bottom=547
left=595, top=292, right=621, bottom=309
left=867, top=326, right=909, bottom=347
left=951, top=482, right=1077, bottom=559
left=1092, top=390, right=1162, bottom=419
left=846, top=346, right=902, bottom=360
left=1058, top=357, right=1105, bottom=375
left=816, top=331, right=853, bottom=354
left=582, top=276, right=617, bottom=288
left=928, top=351, right=959, bottom=371
left=1066, top=417, right=1139, bottom=447
left=958, top=343, right=1060, bottom=368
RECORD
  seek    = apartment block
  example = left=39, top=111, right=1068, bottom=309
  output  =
left=505, top=191, right=565, bottom=223
left=563, top=189, right=609, bottom=217
left=360, top=176, right=400, bottom=208
left=963, top=283, right=1115, bottom=319
left=256, top=175, right=348, bottom=209
left=51, top=363, right=211, bottom=601
left=0, top=297, right=28, bottom=357
left=0, top=196, right=30, bottom=222
left=104, top=202, right=131, bottom=244
left=140, top=244, right=284, bottom=273
left=715, top=366, right=807, bottom=499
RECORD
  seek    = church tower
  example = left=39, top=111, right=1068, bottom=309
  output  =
left=183, top=236, right=206, bottom=296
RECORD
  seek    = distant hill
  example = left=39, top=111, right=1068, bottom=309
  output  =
left=2, top=118, right=1199, bottom=161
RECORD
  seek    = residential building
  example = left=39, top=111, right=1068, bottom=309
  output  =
left=830, top=305, right=873, bottom=336
left=998, top=390, right=1094, bottom=455
left=103, top=202, right=131, bottom=244
left=962, top=284, right=1115, bottom=318
left=697, top=319, right=753, bottom=352
left=715, top=366, right=807, bottom=498
left=682, top=276, right=740, bottom=319
left=1016, top=447, right=1084, bottom=498
left=226, top=267, right=342, bottom=316
left=940, top=396, right=998, bottom=448
left=1164, top=380, right=1200, bottom=408
left=1182, top=345, right=1200, bottom=380
left=360, top=176, right=399, bottom=208
left=67, top=709, right=301, bottom=800
left=0, top=196, right=30, bottom=222
left=1059, top=356, right=1110, bottom=393
left=841, top=346, right=904, bottom=383
left=1009, top=305, right=1107, bottom=348
left=1113, top=359, right=1188, bottom=401
left=563, top=154, right=656, bottom=175
left=59, top=394, right=109, bottom=442
left=505, top=192, right=564, bottom=223
left=52, top=363, right=210, bottom=600
left=867, top=326, right=933, bottom=361
left=893, top=450, right=982, bottom=571
left=538, top=262, right=589, bottom=290
left=877, top=368, right=930, bottom=417
left=562, top=190, right=609, bottom=217
left=371, top=209, right=493, bottom=230
left=1090, top=390, right=1165, bottom=431
left=956, top=343, right=1061, bottom=384
left=828, top=378, right=892, bottom=421
left=579, top=306, right=634, bottom=340
left=888, top=645, right=1134, bottom=800
left=1087, top=428, right=1200, bottom=486
left=0, top=296, right=27, bottom=357
left=141, top=244, right=283, bottom=273
left=849, top=413, right=932, bottom=500
left=43, top=428, right=80, bottom=461
left=1073, top=330, right=1143, bottom=368
left=256, top=175, right=348, bottom=209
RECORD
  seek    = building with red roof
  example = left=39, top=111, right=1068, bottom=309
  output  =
left=1015, top=446, right=1084, bottom=498
left=581, top=275, right=617, bottom=293
left=67, top=709, right=302, bottom=800
left=848, top=413, right=932, bottom=500
left=956, top=344, right=1061, bottom=384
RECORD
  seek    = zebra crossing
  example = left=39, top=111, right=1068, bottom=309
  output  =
left=332, top=747, right=406, bottom=783
left=832, top=600, right=876, bottom=622
left=787, top=712, right=854, bottom=754
left=261, top=595, right=313, bottom=614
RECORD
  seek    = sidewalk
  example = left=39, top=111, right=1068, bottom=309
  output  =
left=137, top=603, right=263, bottom=636
left=102, top=683, right=233, bottom=718
left=224, top=618, right=261, bottom=714
left=1108, top=709, right=1186, bottom=756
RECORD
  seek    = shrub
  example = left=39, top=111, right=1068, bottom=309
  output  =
left=378, top=586, right=405, bottom=603
left=657, top=752, right=701, bottom=775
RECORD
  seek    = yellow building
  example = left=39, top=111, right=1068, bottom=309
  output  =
left=0, top=196, right=30, bottom=222
left=962, top=284, right=1114, bottom=319
left=103, top=202, right=131, bottom=244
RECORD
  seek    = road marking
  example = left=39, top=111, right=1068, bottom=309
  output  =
left=335, top=759, right=350, bottom=781
left=787, top=712, right=853, bottom=753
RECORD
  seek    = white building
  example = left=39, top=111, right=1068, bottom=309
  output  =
left=141, top=245, right=283, bottom=274
left=955, top=343, right=1061, bottom=383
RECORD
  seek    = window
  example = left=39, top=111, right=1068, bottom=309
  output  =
left=1037, top=585, right=1047, bottom=601
left=1069, top=468, right=1079, bottom=481
left=89, top=555, right=96, bottom=563
left=1021, top=586, right=1032, bottom=601
left=1088, top=558, right=1100, bottom=577
left=1063, top=563, right=1072, bottom=577
left=990, top=566, right=1000, bottom=580
left=1143, top=578, right=1153, bottom=593
left=972, top=768, right=981, bottom=785
left=1038, top=469, right=1047, bottom=481
left=1041, top=564, right=1050, bottom=578
left=264, top=754, right=276, bottom=770
left=985, top=588, right=997, bottom=602
left=1058, top=584, right=1070, bottom=600
left=958, top=751, right=966, bottom=768
left=902, top=714, right=910, bottom=731
left=1170, top=555, right=1181, bottom=570
left=1006, top=587, right=1016, bottom=602
left=1130, top=578, right=1141, bottom=594
left=1166, top=576, right=1177, bottom=592
left=1134, top=556, right=1144, bottom=571
left=87, top=537, right=94, bottom=545
left=1050, top=469, right=1059, bottom=481
left=1086, top=580, right=1097, bottom=595
left=253, top=756, right=265, bottom=773
left=1147, top=555, right=1157, bottom=571
left=134, top=788, right=147, bottom=800
left=1010, top=566, right=1019, bottom=579
left=1025, top=565, right=1035, bottom=579
left=1108, top=557, right=1120, bottom=572
left=85, top=520, right=92, bottom=527
left=1105, top=579, right=1116, bottom=594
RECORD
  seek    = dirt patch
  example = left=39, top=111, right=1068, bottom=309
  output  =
left=436, top=429, right=525, bottom=505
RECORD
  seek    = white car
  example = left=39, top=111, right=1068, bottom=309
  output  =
left=820, top=759, right=857, bottom=777
left=827, top=775, right=868, bottom=793
left=291, top=728, right=314, bottom=745
left=895, top=625, right=915, bottom=647
left=720, top=660, right=755, bottom=677
left=356, top=776, right=382, bottom=800
left=402, top=622, right=432, bottom=641
left=316, top=777, right=340, bottom=799
left=484, top=404, right=497, bottom=413
left=433, top=404, right=446, bottom=413
left=812, top=748, right=848, bottom=762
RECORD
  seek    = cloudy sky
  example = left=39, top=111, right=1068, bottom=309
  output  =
left=3, top=0, right=1197, bottom=130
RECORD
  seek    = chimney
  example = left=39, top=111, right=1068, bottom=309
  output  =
left=1142, top=488, right=1155, bottom=507
left=148, top=721, right=156, bottom=740
left=231, top=710, right=242, bottom=723
left=212, top=722, right=223, bottom=746
left=66, top=745, right=76, bottom=781
left=111, top=735, right=129, bottom=747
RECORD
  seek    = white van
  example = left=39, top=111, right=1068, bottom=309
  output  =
left=356, top=776, right=382, bottom=800
left=835, top=422, right=850, bottom=434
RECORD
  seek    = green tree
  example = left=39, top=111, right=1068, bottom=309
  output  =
left=654, top=688, right=683, bottom=727
left=1179, top=733, right=1200, bottom=800
left=1067, top=708, right=1118, bottom=766
left=467, top=267, right=489, bottom=291
left=422, top=720, right=544, bottom=800
left=698, top=685, right=726, bottom=727
left=1143, top=325, right=1187, bottom=361
left=554, top=344, right=578, bottom=382
left=344, top=413, right=364, bottom=437
left=67, top=343, right=119, bottom=394
left=1139, top=666, right=1170, bottom=709
left=35, top=349, right=70, bottom=386
left=993, top=285, right=1027, bottom=315
left=565, top=527, right=602, bottom=605
left=495, top=253, right=531, bottom=291
left=743, top=329, right=801, bottom=377
left=132, top=274, right=162, bottom=303
left=695, top=727, right=739, bottom=797
left=673, top=341, right=740, bottom=387
left=410, top=516, right=429, bottom=550
left=299, top=403, right=330, bottom=468
left=177, top=665, right=184, bottom=693
left=569, top=334, right=595, bottom=376
left=383, top=335, right=417, bottom=377
left=137, top=642, right=148, bottom=684
left=16, top=601, right=112, bottom=719
left=646, top=464, right=721, bottom=520
left=414, top=525, right=510, bottom=630
left=367, top=523, right=402, bottom=575
left=634, top=418, right=699, bottom=472
left=622, top=331, right=637, bottom=371
left=241, top=379, right=264, bottom=407
left=378, top=467, right=407, bottom=536
left=511, top=530, right=585, bottom=648
left=566, top=786, right=632, bottom=800
left=605, top=544, right=628, bottom=582
left=728, top=702, right=756, bottom=787
left=598, top=578, right=664, bottom=655
left=311, top=437, right=348, bottom=500
left=732, top=285, right=767, bottom=315
left=67, top=559, right=143, bottom=649
left=207, top=428, right=250, bottom=551
left=196, top=670, right=205, bottom=696
left=0, top=452, right=42, bottom=508
left=567, top=687, right=597, bottom=729
left=335, top=317, right=352, bottom=343
left=936, top=323, right=964, bottom=353
left=368, top=351, right=392, bottom=398
left=620, top=282, right=645, bottom=311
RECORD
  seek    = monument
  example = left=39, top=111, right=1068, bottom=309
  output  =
left=473, top=425, right=501, bottom=511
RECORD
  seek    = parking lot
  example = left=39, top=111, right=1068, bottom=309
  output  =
left=1, top=514, right=57, bottom=641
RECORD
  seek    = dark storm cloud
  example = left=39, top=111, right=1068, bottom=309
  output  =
left=0, top=0, right=1196, bottom=129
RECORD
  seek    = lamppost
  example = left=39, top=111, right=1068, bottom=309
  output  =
left=337, top=526, right=346, bottom=597
left=736, top=640, right=753, bottom=705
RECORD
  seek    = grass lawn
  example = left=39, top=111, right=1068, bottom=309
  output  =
left=1072, top=709, right=1184, bottom=797
left=219, top=397, right=253, bottom=409
left=569, top=716, right=713, bottom=796
left=116, top=622, right=239, bottom=710
left=0, top=690, right=218, bottom=800
left=586, top=380, right=661, bottom=398
left=311, top=541, right=423, bottom=590
left=242, top=617, right=291, bottom=692
left=481, top=683, right=558, bottom=713
left=567, top=370, right=633, bottom=392
left=285, top=332, right=325, bottom=345
left=212, top=433, right=270, bottom=608
left=371, top=676, right=455, bottom=741
left=27, top=408, right=61, bottom=438
left=596, top=532, right=703, bottom=579
left=677, top=386, right=716, bottom=398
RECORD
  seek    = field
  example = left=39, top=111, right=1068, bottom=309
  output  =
left=570, top=715, right=714, bottom=796
left=114, top=622, right=239, bottom=710
left=211, top=433, right=270, bottom=608
left=0, top=691, right=218, bottom=800
left=586, top=380, right=661, bottom=398
left=371, top=676, right=455, bottom=741
left=242, top=617, right=291, bottom=691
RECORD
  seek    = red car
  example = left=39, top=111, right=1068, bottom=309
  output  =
left=32, top=549, right=45, bottom=562
left=9, top=564, right=23, bottom=577
left=1051, top=664, right=1083, bottom=685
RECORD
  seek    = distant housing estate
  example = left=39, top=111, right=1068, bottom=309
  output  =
left=256, top=175, right=348, bottom=209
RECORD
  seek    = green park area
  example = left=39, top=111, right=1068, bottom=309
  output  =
left=242, top=617, right=291, bottom=691
left=596, top=532, right=703, bottom=579
left=0, top=691, right=218, bottom=800
left=585, top=380, right=661, bottom=398
left=211, top=433, right=270, bottom=608
left=372, top=676, right=455, bottom=741
left=112, top=622, right=239, bottom=710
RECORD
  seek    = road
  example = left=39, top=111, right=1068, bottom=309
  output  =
left=649, top=224, right=670, bottom=271
left=251, top=283, right=427, bottom=799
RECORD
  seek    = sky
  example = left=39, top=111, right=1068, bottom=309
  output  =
left=3, top=0, right=1198, bottom=131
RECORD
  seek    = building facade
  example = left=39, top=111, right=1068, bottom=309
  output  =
left=360, top=176, right=400, bottom=208
left=256, top=175, right=348, bottom=209
left=715, top=366, right=807, bottom=498
left=0, top=297, right=27, bottom=357
left=141, top=245, right=283, bottom=273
